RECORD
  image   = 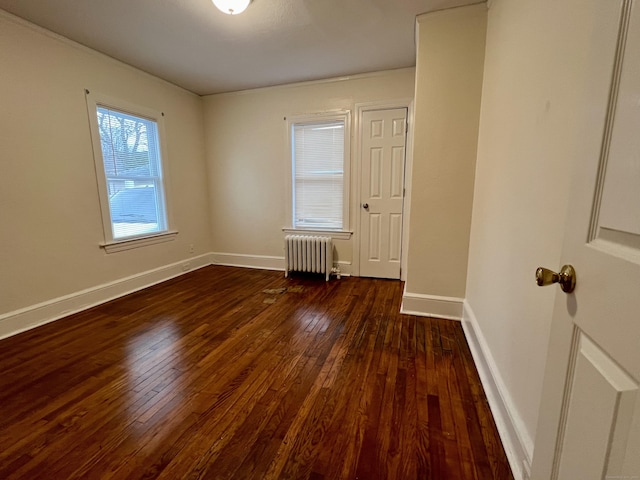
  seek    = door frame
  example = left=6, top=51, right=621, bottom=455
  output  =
left=352, top=99, right=414, bottom=280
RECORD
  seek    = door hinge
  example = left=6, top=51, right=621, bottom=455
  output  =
left=403, top=187, right=406, bottom=197
left=405, top=121, right=409, bottom=133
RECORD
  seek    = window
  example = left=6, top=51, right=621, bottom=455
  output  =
left=288, top=112, right=350, bottom=233
left=86, top=92, right=175, bottom=252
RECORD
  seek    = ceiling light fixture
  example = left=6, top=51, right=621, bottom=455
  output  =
left=212, top=0, right=252, bottom=15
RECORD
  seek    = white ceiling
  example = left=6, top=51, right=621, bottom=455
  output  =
left=0, top=0, right=480, bottom=95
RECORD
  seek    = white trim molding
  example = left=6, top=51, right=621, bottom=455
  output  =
left=0, top=254, right=211, bottom=341
left=85, top=90, right=176, bottom=250
left=212, top=67, right=416, bottom=98
left=0, top=251, right=353, bottom=341
left=461, top=300, right=533, bottom=480
left=0, top=9, right=198, bottom=98
left=102, top=230, right=178, bottom=253
left=400, top=287, right=463, bottom=320
left=210, top=252, right=353, bottom=276
left=282, top=229, right=352, bottom=240
left=210, top=252, right=285, bottom=271
left=334, top=261, right=352, bottom=277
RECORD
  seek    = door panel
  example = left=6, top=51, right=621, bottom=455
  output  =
left=391, top=147, right=404, bottom=198
left=533, top=1, right=640, bottom=478
left=389, top=214, right=402, bottom=262
left=392, top=117, right=405, bottom=137
left=370, top=148, right=382, bottom=198
left=369, top=213, right=381, bottom=261
left=556, top=333, right=638, bottom=480
left=597, top=4, right=640, bottom=240
left=359, top=108, right=407, bottom=279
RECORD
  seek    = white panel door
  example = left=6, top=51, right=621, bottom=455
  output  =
left=532, top=1, right=640, bottom=478
left=359, top=108, right=407, bottom=279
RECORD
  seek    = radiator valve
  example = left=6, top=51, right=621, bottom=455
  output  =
left=331, top=266, right=341, bottom=280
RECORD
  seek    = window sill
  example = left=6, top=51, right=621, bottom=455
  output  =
left=101, top=231, right=178, bottom=253
left=282, top=228, right=352, bottom=240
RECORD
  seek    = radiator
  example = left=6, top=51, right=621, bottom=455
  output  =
left=284, top=235, right=333, bottom=281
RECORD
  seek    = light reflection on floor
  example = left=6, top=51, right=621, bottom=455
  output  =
left=291, top=306, right=331, bottom=333
left=122, top=318, right=188, bottom=438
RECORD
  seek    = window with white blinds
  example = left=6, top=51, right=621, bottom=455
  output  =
left=290, top=113, right=350, bottom=231
left=86, top=92, right=174, bottom=250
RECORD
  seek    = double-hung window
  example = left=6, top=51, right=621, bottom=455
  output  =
left=288, top=112, right=350, bottom=235
left=86, top=92, right=174, bottom=252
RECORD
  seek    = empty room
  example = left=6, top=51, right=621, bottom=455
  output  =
left=1, top=0, right=639, bottom=479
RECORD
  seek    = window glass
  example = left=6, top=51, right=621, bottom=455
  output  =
left=96, top=106, right=167, bottom=239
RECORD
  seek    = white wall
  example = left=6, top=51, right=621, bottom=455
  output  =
left=402, top=4, right=487, bottom=319
left=202, top=69, right=416, bottom=272
left=464, top=0, right=600, bottom=475
left=0, top=12, right=212, bottom=335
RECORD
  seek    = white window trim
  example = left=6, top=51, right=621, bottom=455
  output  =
left=282, top=228, right=352, bottom=240
left=285, top=110, right=351, bottom=236
left=101, top=230, right=179, bottom=253
left=85, top=90, right=176, bottom=252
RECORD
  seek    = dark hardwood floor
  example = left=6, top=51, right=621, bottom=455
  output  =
left=0, top=266, right=513, bottom=479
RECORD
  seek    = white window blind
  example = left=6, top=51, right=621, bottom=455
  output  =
left=96, top=106, right=168, bottom=239
left=292, top=120, right=345, bottom=230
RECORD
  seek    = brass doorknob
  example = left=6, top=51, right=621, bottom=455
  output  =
left=535, top=265, right=576, bottom=293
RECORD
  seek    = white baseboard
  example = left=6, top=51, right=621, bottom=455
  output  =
left=461, top=300, right=533, bottom=480
left=210, top=252, right=285, bottom=271
left=0, top=251, right=353, bottom=341
left=210, top=252, right=353, bottom=276
left=400, top=288, right=463, bottom=320
left=0, top=254, right=211, bottom=341
left=334, top=261, right=352, bottom=277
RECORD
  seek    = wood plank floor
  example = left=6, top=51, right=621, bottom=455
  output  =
left=0, top=266, right=513, bottom=479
